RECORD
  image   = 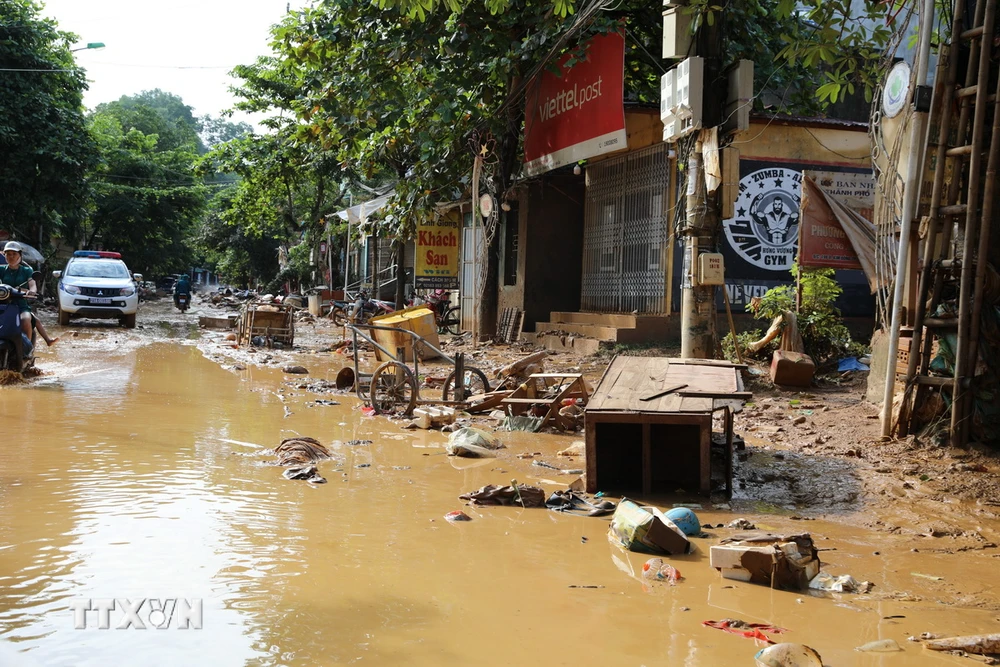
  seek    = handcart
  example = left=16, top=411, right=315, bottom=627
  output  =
left=345, top=323, right=492, bottom=415
left=237, top=301, right=294, bottom=347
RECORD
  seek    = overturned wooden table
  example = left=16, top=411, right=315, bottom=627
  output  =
left=584, top=356, right=747, bottom=496
left=501, top=372, right=590, bottom=431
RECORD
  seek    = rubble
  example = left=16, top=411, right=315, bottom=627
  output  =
left=710, top=532, right=820, bottom=590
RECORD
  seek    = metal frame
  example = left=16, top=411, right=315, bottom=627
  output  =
left=581, top=143, right=670, bottom=314
left=346, top=323, right=479, bottom=408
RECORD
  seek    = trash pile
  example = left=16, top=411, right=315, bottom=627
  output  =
left=264, top=436, right=336, bottom=484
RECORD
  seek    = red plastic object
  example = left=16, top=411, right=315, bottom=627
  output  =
left=361, top=406, right=376, bottom=417
left=702, top=619, right=786, bottom=645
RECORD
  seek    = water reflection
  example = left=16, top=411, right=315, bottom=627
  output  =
left=0, top=337, right=998, bottom=666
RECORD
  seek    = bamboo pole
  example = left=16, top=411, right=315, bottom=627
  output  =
left=964, top=52, right=1000, bottom=397
left=881, top=0, right=937, bottom=437
left=951, top=0, right=998, bottom=446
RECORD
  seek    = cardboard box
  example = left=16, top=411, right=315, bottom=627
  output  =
left=709, top=532, right=820, bottom=590
left=607, top=499, right=691, bottom=555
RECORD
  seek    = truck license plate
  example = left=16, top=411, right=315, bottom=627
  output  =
left=89, top=297, right=112, bottom=305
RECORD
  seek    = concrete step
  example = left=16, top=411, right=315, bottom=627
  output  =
left=549, top=311, right=638, bottom=328
left=535, top=321, right=624, bottom=340
left=535, top=333, right=603, bottom=355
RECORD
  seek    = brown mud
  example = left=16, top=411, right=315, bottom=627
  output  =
left=0, top=297, right=996, bottom=665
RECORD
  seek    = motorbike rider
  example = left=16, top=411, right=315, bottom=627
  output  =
left=173, top=274, right=191, bottom=308
left=1, top=241, right=58, bottom=347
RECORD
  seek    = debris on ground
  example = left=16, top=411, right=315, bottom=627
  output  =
left=808, top=572, right=873, bottom=593
left=495, top=349, right=549, bottom=387
left=754, top=643, right=823, bottom=666
left=459, top=483, right=546, bottom=507
left=545, top=490, right=616, bottom=516
left=446, top=427, right=504, bottom=457
left=409, top=406, right=456, bottom=429
left=855, top=639, right=902, bottom=652
left=727, top=518, right=757, bottom=530
left=557, top=441, right=586, bottom=457
left=608, top=499, right=691, bottom=555
left=710, top=532, right=820, bottom=590
left=664, top=507, right=702, bottom=537
left=282, top=465, right=327, bottom=484
left=282, top=365, right=309, bottom=374
left=273, top=437, right=333, bottom=465
left=641, top=557, right=682, bottom=584
left=445, top=511, right=472, bottom=522
left=924, top=634, right=1000, bottom=654
left=702, top=618, right=786, bottom=644
left=501, top=414, right=544, bottom=432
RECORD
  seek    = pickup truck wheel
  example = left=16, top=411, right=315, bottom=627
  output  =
left=58, top=309, right=71, bottom=326
left=121, top=313, right=136, bottom=328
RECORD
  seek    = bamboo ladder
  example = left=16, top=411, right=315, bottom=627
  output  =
left=902, top=0, right=1000, bottom=445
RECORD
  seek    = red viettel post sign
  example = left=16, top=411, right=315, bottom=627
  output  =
left=523, top=32, right=627, bottom=176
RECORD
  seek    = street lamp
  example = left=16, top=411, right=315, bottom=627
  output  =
left=70, top=42, right=105, bottom=53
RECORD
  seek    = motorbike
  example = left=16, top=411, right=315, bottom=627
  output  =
left=410, top=289, right=461, bottom=335
left=175, top=292, right=190, bottom=312
left=0, top=284, right=36, bottom=374
left=329, top=290, right=391, bottom=326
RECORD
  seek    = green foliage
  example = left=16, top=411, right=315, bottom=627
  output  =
left=369, top=0, right=892, bottom=114
left=0, top=0, right=99, bottom=248
left=85, top=100, right=208, bottom=276
left=747, top=265, right=857, bottom=364
left=721, top=328, right=775, bottom=363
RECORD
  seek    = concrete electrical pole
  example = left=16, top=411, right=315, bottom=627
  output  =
left=677, top=8, right=725, bottom=359
left=680, top=141, right=718, bottom=358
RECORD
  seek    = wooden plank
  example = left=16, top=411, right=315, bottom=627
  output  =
left=639, top=384, right=687, bottom=402
left=528, top=373, right=584, bottom=379
left=586, top=357, right=626, bottom=410
left=642, top=423, right=652, bottom=496
left=602, top=363, right=642, bottom=412
left=585, top=418, right=598, bottom=493
left=668, top=358, right=748, bottom=369
left=678, top=390, right=753, bottom=399
left=699, top=416, right=711, bottom=493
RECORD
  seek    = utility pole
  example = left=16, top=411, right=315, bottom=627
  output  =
left=677, top=5, right=725, bottom=359
left=680, top=141, right=717, bottom=357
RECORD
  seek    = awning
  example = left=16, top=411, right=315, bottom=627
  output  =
left=333, top=193, right=392, bottom=224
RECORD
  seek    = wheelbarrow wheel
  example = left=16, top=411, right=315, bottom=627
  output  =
left=442, top=367, right=491, bottom=401
left=370, top=361, right=417, bottom=415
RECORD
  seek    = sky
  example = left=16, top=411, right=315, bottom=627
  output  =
left=39, top=0, right=308, bottom=125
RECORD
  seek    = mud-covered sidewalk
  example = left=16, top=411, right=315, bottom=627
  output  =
left=190, top=295, right=1000, bottom=644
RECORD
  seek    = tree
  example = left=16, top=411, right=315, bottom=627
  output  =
left=196, top=60, right=351, bottom=292
left=0, top=0, right=98, bottom=251
left=86, top=101, right=208, bottom=276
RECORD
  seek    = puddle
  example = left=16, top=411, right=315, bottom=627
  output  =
left=0, top=302, right=997, bottom=665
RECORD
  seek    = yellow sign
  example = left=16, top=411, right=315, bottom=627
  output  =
left=415, top=211, right=460, bottom=289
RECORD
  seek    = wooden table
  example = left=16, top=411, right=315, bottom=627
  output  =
left=500, top=373, right=590, bottom=430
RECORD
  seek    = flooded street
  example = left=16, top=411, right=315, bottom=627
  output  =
left=1, top=301, right=998, bottom=666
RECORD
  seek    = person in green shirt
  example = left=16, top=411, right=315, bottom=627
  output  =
left=1, top=241, right=58, bottom=346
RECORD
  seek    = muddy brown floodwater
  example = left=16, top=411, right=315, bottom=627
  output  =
left=0, top=300, right=998, bottom=666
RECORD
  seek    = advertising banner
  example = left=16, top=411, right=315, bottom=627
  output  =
left=415, top=211, right=460, bottom=289
left=716, top=159, right=875, bottom=315
left=523, top=32, right=627, bottom=176
left=797, top=171, right=875, bottom=272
